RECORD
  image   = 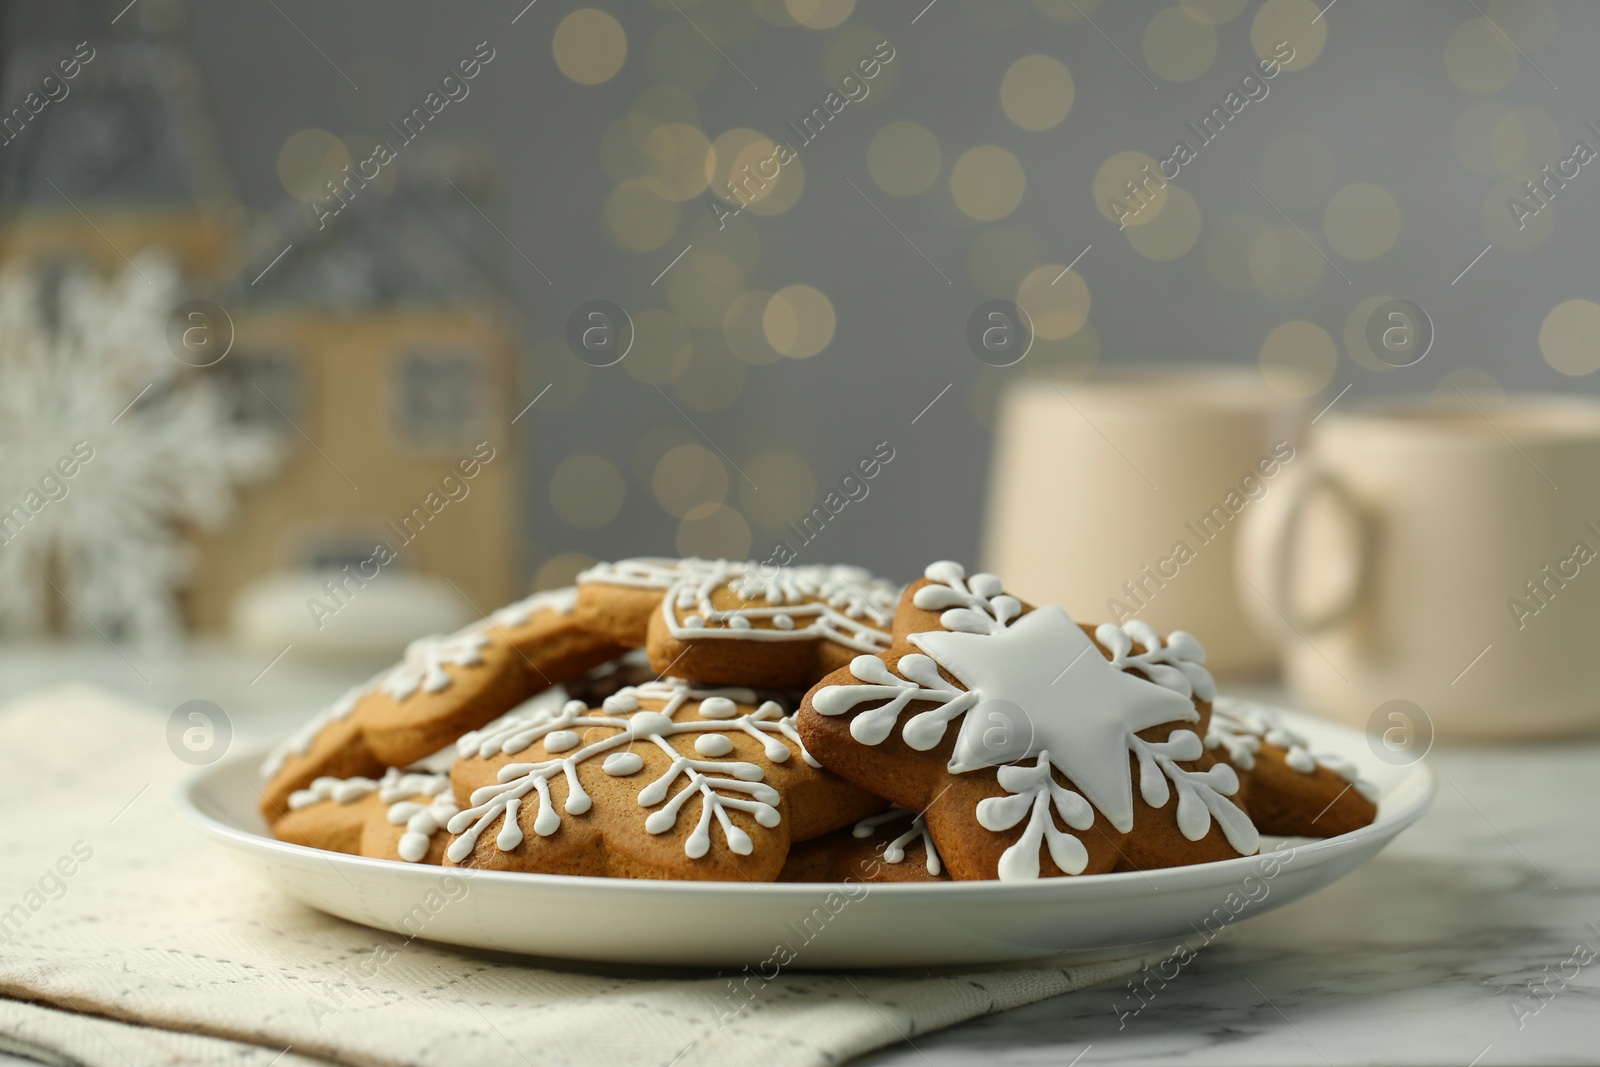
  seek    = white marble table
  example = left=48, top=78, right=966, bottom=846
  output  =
left=2, top=643, right=1596, bottom=1066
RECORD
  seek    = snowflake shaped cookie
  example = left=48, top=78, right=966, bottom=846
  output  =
left=445, top=678, right=883, bottom=880
left=271, top=767, right=457, bottom=863
left=259, top=587, right=622, bottom=819
left=1205, top=696, right=1379, bottom=837
left=798, top=561, right=1260, bottom=881
left=648, top=560, right=901, bottom=688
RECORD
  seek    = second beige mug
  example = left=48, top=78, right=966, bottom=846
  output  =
left=1238, top=396, right=1600, bottom=739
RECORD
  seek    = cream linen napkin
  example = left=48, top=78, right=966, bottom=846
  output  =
left=0, top=685, right=1152, bottom=1067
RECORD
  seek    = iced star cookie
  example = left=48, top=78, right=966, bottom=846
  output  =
left=1205, top=697, right=1378, bottom=837
left=259, top=588, right=625, bottom=819
left=780, top=808, right=947, bottom=883
left=645, top=561, right=901, bottom=689
left=269, top=768, right=458, bottom=864
left=797, top=561, right=1260, bottom=882
left=444, top=678, right=885, bottom=881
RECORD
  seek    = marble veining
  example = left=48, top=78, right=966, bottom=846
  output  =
left=860, top=743, right=1600, bottom=1066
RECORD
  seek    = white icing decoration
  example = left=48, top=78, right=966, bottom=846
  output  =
left=287, top=774, right=378, bottom=810
left=380, top=628, right=492, bottom=703
left=378, top=768, right=457, bottom=863
left=445, top=679, right=816, bottom=863
left=544, top=730, right=580, bottom=753
left=603, top=752, right=644, bottom=776
left=1093, top=621, right=1216, bottom=702
left=489, top=586, right=578, bottom=628
left=1207, top=696, right=1380, bottom=802
left=695, top=734, right=734, bottom=757
left=576, top=557, right=728, bottom=590
left=853, top=808, right=942, bottom=876
left=261, top=679, right=375, bottom=779
left=813, top=561, right=1259, bottom=880
left=661, top=561, right=899, bottom=653
left=698, top=697, right=738, bottom=720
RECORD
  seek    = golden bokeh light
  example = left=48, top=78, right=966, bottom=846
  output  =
left=1127, top=184, right=1202, bottom=260
left=1323, top=183, right=1401, bottom=261
left=677, top=503, right=752, bottom=560
left=666, top=247, right=745, bottom=330
left=536, top=551, right=597, bottom=591
left=1445, top=18, right=1516, bottom=94
left=739, top=451, right=818, bottom=528
left=1539, top=299, right=1600, bottom=376
left=277, top=129, right=351, bottom=203
left=652, top=443, right=729, bottom=518
left=1251, top=0, right=1325, bottom=72
left=550, top=453, right=626, bottom=529
left=1093, top=150, right=1168, bottom=226
left=706, top=128, right=804, bottom=216
left=639, top=122, right=712, bottom=201
left=867, top=121, right=942, bottom=196
left=632, top=424, right=696, bottom=485
left=1259, top=132, right=1333, bottom=211
left=624, top=308, right=693, bottom=384
left=1000, top=55, right=1075, bottom=130
left=1249, top=225, right=1324, bottom=302
left=951, top=145, right=1026, bottom=221
left=723, top=290, right=783, bottom=365
left=1143, top=6, right=1218, bottom=83
left=763, top=285, right=837, bottom=358
left=553, top=8, right=627, bottom=85
left=1016, top=265, right=1090, bottom=340
left=604, top=178, right=681, bottom=251
left=786, top=0, right=855, bottom=30
left=1259, top=321, right=1337, bottom=397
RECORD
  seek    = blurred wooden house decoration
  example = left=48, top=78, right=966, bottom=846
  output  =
left=0, top=0, right=523, bottom=643
left=193, top=162, right=521, bottom=637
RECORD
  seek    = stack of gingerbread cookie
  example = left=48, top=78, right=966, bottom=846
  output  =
left=261, top=558, right=1378, bottom=883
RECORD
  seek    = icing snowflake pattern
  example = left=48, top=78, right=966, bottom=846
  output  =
left=380, top=628, right=492, bottom=703
left=853, top=808, right=943, bottom=876
left=813, top=561, right=1258, bottom=880
left=447, top=679, right=818, bottom=863
left=1207, top=696, right=1378, bottom=801
left=576, top=557, right=727, bottom=590
left=664, top=561, right=899, bottom=651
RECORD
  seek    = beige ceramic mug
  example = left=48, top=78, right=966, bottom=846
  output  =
left=983, top=367, right=1307, bottom=678
left=1237, top=395, right=1600, bottom=739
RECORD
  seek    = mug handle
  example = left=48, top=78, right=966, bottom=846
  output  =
left=1256, top=467, right=1369, bottom=635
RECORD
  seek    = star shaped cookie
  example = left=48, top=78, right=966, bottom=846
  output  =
left=797, top=561, right=1260, bottom=881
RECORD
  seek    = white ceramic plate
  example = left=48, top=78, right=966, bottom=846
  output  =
left=176, top=705, right=1433, bottom=969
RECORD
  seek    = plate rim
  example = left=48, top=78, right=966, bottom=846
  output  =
left=175, top=703, right=1436, bottom=898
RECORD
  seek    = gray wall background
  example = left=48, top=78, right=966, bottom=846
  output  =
left=16, top=0, right=1597, bottom=589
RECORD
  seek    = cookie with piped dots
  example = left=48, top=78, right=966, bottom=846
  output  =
left=643, top=560, right=902, bottom=689
left=1204, top=697, right=1378, bottom=838
left=443, top=679, right=885, bottom=881
left=797, top=561, right=1263, bottom=882
left=779, top=807, right=948, bottom=883
left=268, top=768, right=458, bottom=864
left=259, top=588, right=625, bottom=821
